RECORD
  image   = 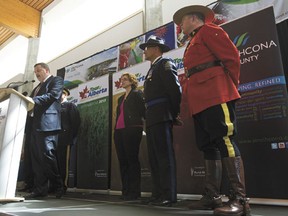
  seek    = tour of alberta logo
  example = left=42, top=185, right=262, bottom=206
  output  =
left=79, top=86, right=107, bottom=99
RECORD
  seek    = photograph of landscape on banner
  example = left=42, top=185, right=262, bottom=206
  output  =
left=64, top=47, right=118, bottom=89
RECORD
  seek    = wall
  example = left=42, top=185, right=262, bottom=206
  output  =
left=0, top=36, right=28, bottom=86
left=162, top=0, right=215, bottom=24
left=47, top=11, right=144, bottom=75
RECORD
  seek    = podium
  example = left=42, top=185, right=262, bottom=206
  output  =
left=0, top=88, right=34, bottom=202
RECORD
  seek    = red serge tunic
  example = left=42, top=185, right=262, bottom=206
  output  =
left=183, top=23, right=241, bottom=115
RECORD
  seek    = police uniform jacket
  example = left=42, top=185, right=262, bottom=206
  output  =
left=183, top=23, right=240, bottom=115
left=32, top=76, right=63, bottom=131
left=144, top=57, right=182, bottom=127
left=115, top=89, right=145, bottom=127
left=60, top=101, right=81, bottom=144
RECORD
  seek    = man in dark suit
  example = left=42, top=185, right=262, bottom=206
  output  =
left=24, top=62, right=64, bottom=199
left=140, top=36, right=182, bottom=206
left=57, top=88, right=80, bottom=192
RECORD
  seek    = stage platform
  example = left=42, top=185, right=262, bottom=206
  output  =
left=0, top=192, right=287, bottom=216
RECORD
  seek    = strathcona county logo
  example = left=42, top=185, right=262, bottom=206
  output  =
left=233, top=32, right=277, bottom=65
left=233, top=32, right=250, bottom=48
left=79, top=85, right=107, bottom=99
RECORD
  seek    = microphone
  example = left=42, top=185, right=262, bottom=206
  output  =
left=6, top=80, right=35, bottom=88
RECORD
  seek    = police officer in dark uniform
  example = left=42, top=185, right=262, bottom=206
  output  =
left=140, top=36, right=182, bottom=206
left=57, top=88, right=81, bottom=192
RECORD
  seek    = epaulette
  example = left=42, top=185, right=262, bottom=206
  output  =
left=163, top=59, right=174, bottom=71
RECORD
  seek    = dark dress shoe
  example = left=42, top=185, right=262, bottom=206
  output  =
left=24, top=192, right=47, bottom=200
left=142, top=196, right=161, bottom=204
left=55, top=188, right=64, bottom=199
left=122, top=195, right=140, bottom=201
left=18, top=186, right=33, bottom=193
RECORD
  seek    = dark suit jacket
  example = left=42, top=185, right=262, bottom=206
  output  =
left=31, top=76, right=64, bottom=132
left=115, top=89, right=145, bottom=128
left=144, top=57, right=182, bottom=127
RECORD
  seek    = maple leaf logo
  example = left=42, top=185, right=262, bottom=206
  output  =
left=79, top=86, right=90, bottom=99
left=114, top=78, right=122, bottom=89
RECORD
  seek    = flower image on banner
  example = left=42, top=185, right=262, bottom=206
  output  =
left=146, top=22, right=176, bottom=50
left=118, top=36, right=145, bottom=70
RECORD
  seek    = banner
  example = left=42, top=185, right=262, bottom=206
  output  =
left=64, top=47, right=118, bottom=89
left=59, top=6, right=288, bottom=199
left=77, top=75, right=110, bottom=189
left=221, top=7, right=288, bottom=198
left=118, top=36, right=145, bottom=70
left=66, top=87, right=80, bottom=104
left=210, top=0, right=288, bottom=24
left=145, top=22, right=177, bottom=50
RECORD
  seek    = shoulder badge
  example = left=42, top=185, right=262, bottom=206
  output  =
left=164, top=60, right=174, bottom=71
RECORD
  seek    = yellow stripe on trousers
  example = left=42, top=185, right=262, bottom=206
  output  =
left=221, top=103, right=235, bottom=157
left=64, top=145, right=71, bottom=187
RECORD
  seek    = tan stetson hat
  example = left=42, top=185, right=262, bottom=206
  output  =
left=173, top=5, right=215, bottom=25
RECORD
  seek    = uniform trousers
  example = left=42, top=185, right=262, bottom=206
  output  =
left=114, top=127, right=143, bottom=198
left=57, top=131, right=72, bottom=190
left=30, top=129, right=63, bottom=195
left=193, top=100, right=241, bottom=160
left=146, top=121, right=177, bottom=202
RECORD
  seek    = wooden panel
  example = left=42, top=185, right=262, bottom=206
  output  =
left=0, top=27, right=15, bottom=46
left=19, top=0, right=54, bottom=11
left=0, top=0, right=54, bottom=47
left=0, top=0, right=41, bottom=38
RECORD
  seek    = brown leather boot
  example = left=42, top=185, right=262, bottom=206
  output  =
left=188, top=160, right=223, bottom=210
left=214, top=156, right=251, bottom=216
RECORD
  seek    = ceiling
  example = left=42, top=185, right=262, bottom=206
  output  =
left=0, top=0, right=54, bottom=49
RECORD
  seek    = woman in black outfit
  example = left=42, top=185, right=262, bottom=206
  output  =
left=114, top=72, right=145, bottom=200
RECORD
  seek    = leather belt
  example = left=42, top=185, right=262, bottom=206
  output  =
left=145, top=97, right=168, bottom=108
left=186, top=61, right=222, bottom=78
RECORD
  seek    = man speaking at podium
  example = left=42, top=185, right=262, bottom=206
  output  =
left=24, top=62, right=64, bottom=199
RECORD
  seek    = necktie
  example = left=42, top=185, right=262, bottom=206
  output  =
left=33, top=84, right=42, bottom=97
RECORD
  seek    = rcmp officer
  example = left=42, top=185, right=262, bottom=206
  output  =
left=57, top=88, right=81, bottom=192
left=173, top=5, right=250, bottom=216
left=140, top=36, right=182, bottom=206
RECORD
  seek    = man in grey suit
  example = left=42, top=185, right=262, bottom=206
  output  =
left=24, top=62, right=64, bottom=199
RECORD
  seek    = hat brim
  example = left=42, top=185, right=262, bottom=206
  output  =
left=173, top=5, right=215, bottom=25
left=63, top=89, right=70, bottom=96
left=139, top=43, right=170, bottom=53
